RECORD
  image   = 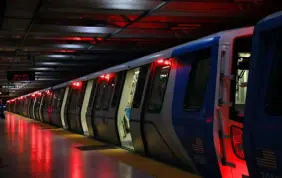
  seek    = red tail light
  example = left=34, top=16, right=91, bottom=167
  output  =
left=231, top=126, right=245, bottom=159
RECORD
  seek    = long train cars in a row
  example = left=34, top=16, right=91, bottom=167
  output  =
left=10, top=11, right=282, bottom=177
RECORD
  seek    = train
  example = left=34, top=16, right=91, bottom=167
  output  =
left=6, top=11, right=282, bottom=178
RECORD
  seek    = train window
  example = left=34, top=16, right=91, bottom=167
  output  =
left=68, top=89, right=81, bottom=110
left=147, top=64, right=170, bottom=112
left=51, top=88, right=65, bottom=108
left=95, top=81, right=107, bottom=110
left=183, top=48, right=211, bottom=111
left=133, top=65, right=149, bottom=108
left=57, top=88, right=65, bottom=108
left=51, top=89, right=60, bottom=107
left=230, top=36, right=252, bottom=121
left=103, top=76, right=116, bottom=110
left=111, top=73, right=125, bottom=108
left=36, top=95, right=42, bottom=106
left=43, top=93, right=52, bottom=108
left=265, top=29, right=282, bottom=115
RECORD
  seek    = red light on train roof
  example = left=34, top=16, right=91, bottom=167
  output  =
left=72, top=81, right=82, bottom=88
left=46, top=90, right=52, bottom=95
left=100, top=74, right=113, bottom=80
left=157, top=59, right=164, bottom=64
left=105, top=74, right=110, bottom=80
left=156, top=59, right=171, bottom=66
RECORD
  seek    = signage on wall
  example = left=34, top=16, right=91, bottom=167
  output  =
left=1, top=85, right=19, bottom=89
left=6, top=71, right=35, bottom=81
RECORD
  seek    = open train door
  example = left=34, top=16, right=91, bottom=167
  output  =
left=244, top=12, right=282, bottom=178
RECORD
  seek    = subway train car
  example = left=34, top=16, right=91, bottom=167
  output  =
left=7, top=26, right=254, bottom=178
left=244, top=12, right=282, bottom=178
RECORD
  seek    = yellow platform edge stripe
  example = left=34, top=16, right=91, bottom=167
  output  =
left=6, top=112, right=201, bottom=178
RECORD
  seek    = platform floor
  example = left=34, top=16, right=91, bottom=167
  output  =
left=0, top=112, right=200, bottom=178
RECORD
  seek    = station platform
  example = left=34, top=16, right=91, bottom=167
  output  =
left=0, top=112, right=200, bottom=178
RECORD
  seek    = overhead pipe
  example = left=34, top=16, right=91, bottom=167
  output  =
left=86, top=0, right=170, bottom=50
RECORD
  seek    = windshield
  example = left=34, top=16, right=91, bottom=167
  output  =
left=265, top=27, right=282, bottom=115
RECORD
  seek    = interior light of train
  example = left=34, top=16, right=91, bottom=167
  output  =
left=238, top=52, right=251, bottom=58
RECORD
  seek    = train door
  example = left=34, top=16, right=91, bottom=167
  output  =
left=23, top=96, right=29, bottom=117
left=50, top=88, right=65, bottom=127
left=34, top=93, right=43, bottom=121
left=28, top=96, right=34, bottom=119
left=84, top=79, right=97, bottom=137
left=66, top=82, right=85, bottom=134
left=92, top=72, right=124, bottom=145
left=32, top=96, right=37, bottom=119
left=171, top=44, right=223, bottom=177
left=39, top=93, right=45, bottom=122
left=244, top=15, right=282, bottom=178
left=117, top=67, right=141, bottom=149
left=142, top=58, right=188, bottom=166
left=128, top=65, right=150, bottom=154
left=82, top=79, right=96, bottom=136
left=42, top=90, right=53, bottom=123
left=61, top=87, right=70, bottom=129
left=214, top=36, right=252, bottom=178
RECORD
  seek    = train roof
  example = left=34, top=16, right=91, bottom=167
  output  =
left=48, top=27, right=252, bottom=90
left=258, top=11, right=282, bottom=24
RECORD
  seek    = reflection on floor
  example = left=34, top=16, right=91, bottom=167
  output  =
left=0, top=113, right=153, bottom=178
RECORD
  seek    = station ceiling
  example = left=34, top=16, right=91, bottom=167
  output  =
left=0, top=0, right=279, bottom=98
